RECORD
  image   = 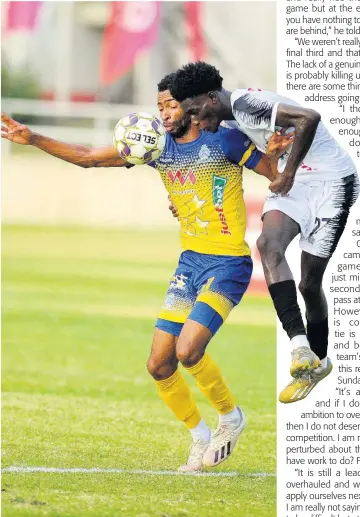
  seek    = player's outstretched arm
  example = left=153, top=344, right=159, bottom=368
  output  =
left=270, top=104, right=320, bottom=194
left=1, top=112, right=127, bottom=168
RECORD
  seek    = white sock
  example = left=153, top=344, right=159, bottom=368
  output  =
left=320, top=357, right=328, bottom=369
left=219, top=406, right=241, bottom=425
left=190, top=419, right=211, bottom=442
left=291, top=335, right=310, bottom=350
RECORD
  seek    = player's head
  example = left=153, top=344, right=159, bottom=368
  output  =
left=170, top=62, right=225, bottom=132
left=157, top=73, right=192, bottom=138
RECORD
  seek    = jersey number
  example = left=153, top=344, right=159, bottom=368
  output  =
left=309, top=217, right=332, bottom=238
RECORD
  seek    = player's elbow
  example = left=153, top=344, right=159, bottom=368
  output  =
left=307, top=109, right=321, bottom=125
left=301, top=109, right=321, bottom=132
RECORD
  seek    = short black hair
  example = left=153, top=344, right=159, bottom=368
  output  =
left=157, top=72, right=176, bottom=93
left=170, top=62, right=223, bottom=102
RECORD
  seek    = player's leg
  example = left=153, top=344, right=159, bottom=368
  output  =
left=147, top=328, right=178, bottom=381
left=147, top=327, right=202, bottom=429
left=147, top=324, right=211, bottom=472
left=300, top=173, right=359, bottom=364
left=279, top=253, right=333, bottom=403
left=176, top=255, right=252, bottom=468
left=299, top=251, right=329, bottom=364
left=257, top=209, right=320, bottom=376
left=173, top=319, right=216, bottom=471
left=148, top=256, right=211, bottom=471
left=279, top=173, right=359, bottom=403
left=176, top=317, right=245, bottom=468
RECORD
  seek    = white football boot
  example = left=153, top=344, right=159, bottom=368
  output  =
left=177, top=438, right=210, bottom=472
left=203, top=407, right=246, bottom=468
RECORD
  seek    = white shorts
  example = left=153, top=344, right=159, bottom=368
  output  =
left=262, top=173, right=359, bottom=259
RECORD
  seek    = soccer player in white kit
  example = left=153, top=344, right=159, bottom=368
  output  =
left=170, top=62, right=359, bottom=403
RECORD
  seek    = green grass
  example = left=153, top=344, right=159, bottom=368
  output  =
left=2, top=225, right=276, bottom=517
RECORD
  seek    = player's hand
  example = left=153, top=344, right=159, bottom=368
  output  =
left=266, top=129, right=295, bottom=158
left=168, top=196, right=179, bottom=219
left=269, top=173, right=294, bottom=195
left=1, top=112, right=33, bottom=145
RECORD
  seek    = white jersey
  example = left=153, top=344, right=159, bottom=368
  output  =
left=230, top=89, right=357, bottom=182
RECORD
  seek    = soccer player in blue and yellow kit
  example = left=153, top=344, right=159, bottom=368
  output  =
left=1, top=76, right=288, bottom=471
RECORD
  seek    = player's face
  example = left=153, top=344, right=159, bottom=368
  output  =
left=181, top=94, right=222, bottom=133
left=157, top=90, right=191, bottom=138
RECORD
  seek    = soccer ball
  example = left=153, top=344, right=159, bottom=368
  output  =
left=113, top=112, right=166, bottom=165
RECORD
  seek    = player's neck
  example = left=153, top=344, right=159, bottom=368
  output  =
left=175, top=126, right=200, bottom=144
left=219, top=90, right=234, bottom=121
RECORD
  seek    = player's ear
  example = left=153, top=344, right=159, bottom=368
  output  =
left=191, top=115, right=200, bottom=126
left=208, top=91, right=218, bottom=103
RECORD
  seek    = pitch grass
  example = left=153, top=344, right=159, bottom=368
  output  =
left=2, top=226, right=276, bottom=517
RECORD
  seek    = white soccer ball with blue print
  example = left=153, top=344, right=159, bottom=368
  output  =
left=113, top=112, right=166, bottom=165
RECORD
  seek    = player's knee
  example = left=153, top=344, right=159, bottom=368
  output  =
left=146, top=356, right=177, bottom=381
left=176, top=344, right=204, bottom=368
left=256, top=232, right=285, bottom=267
left=298, top=278, right=322, bottom=300
left=146, top=356, right=159, bottom=378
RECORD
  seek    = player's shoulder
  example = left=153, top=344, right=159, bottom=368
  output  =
left=202, top=126, right=249, bottom=150
left=217, top=125, right=249, bottom=147
left=230, top=89, right=282, bottom=130
left=216, top=126, right=255, bottom=165
left=231, top=88, right=279, bottom=109
left=231, top=88, right=300, bottom=111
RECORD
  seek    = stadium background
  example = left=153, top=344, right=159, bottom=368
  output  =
left=2, top=2, right=277, bottom=517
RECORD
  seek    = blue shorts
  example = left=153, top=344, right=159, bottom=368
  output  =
left=156, top=250, right=252, bottom=337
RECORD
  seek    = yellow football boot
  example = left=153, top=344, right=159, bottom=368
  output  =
left=280, top=358, right=333, bottom=404
left=290, top=346, right=321, bottom=377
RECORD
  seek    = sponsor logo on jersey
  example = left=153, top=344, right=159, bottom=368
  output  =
left=167, top=169, right=196, bottom=185
left=212, top=175, right=232, bottom=236
left=170, top=189, right=195, bottom=196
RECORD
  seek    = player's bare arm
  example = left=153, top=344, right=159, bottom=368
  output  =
left=270, top=104, right=320, bottom=195
left=254, top=130, right=295, bottom=180
left=1, top=112, right=127, bottom=168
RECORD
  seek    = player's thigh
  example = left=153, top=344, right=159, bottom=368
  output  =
left=148, top=328, right=178, bottom=369
left=177, top=254, right=253, bottom=362
left=260, top=183, right=312, bottom=252
left=154, top=255, right=197, bottom=368
left=195, top=255, right=253, bottom=321
left=176, top=257, right=252, bottom=365
left=147, top=327, right=179, bottom=380
left=156, top=256, right=197, bottom=335
left=300, top=174, right=360, bottom=259
left=176, top=318, right=212, bottom=365
left=260, top=210, right=300, bottom=252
